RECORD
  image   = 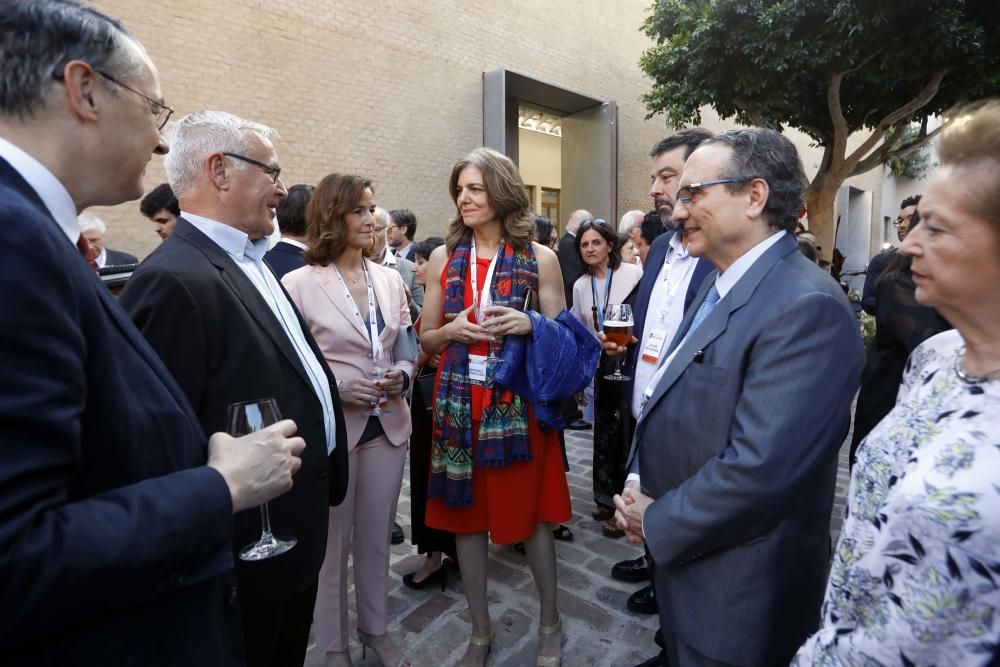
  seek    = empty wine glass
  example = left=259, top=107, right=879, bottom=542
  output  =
left=367, top=347, right=391, bottom=416
left=227, top=398, right=296, bottom=561
left=603, top=304, right=634, bottom=381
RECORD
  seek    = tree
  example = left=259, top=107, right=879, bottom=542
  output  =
left=640, top=0, right=1000, bottom=257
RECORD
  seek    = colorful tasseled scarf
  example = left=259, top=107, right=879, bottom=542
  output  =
left=427, top=239, right=537, bottom=508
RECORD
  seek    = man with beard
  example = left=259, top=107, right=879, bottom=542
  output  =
left=604, top=129, right=714, bottom=667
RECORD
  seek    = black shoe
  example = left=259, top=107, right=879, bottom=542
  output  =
left=552, top=524, right=574, bottom=541
left=402, top=566, right=446, bottom=591
left=627, top=584, right=658, bottom=615
left=612, top=556, right=650, bottom=583
left=565, top=418, right=592, bottom=431
left=391, top=522, right=405, bottom=545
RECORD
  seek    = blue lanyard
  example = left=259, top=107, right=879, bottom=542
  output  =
left=590, top=267, right=614, bottom=332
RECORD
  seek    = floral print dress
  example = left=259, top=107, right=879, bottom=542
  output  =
left=793, top=329, right=1000, bottom=666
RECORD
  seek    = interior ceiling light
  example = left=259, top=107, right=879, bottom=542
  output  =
left=518, top=105, right=562, bottom=137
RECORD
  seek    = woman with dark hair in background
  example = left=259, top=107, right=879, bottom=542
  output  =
left=569, top=219, right=642, bottom=536
left=420, top=148, right=574, bottom=666
left=848, top=208, right=950, bottom=466
left=402, top=236, right=456, bottom=590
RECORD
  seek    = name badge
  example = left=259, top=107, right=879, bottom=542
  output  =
left=641, top=329, right=669, bottom=364
left=469, top=354, right=489, bottom=385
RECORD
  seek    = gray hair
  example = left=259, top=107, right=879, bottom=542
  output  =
left=566, top=209, right=592, bottom=234
left=618, top=210, right=644, bottom=235
left=77, top=211, right=106, bottom=235
left=164, top=110, right=279, bottom=199
left=0, top=0, right=146, bottom=119
left=373, top=206, right=391, bottom=227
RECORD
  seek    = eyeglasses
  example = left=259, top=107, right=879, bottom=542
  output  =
left=892, top=217, right=911, bottom=227
left=52, top=66, right=174, bottom=130
left=223, top=152, right=282, bottom=184
left=579, top=218, right=609, bottom=229
left=675, top=178, right=751, bottom=206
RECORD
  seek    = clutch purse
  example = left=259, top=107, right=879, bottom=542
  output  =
left=393, top=324, right=419, bottom=362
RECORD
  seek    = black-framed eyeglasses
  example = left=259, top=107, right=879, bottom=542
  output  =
left=52, top=66, right=174, bottom=130
left=675, top=178, right=751, bottom=206
left=892, top=217, right=911, bottom=227
left=223, top=152, right=282, bottom=184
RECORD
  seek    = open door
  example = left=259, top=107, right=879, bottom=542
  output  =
left=561, top=102, right=618, bottom=224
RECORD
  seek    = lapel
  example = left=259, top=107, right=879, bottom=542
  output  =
left=312, top=263, right=369, bottom=341
left=174, top=219, right=314, bottom=391
left=636, top=234, right=798, bottom=427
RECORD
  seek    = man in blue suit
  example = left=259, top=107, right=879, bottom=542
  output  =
left=0, top=2, right=307, bottom=664
left=615, top=129, right=864, bottom=666
left=264, top=183, right=313, bottom=279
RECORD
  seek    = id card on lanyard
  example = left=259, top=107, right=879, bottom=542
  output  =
left=469, top=237, right=502, bottom=386
left=333, top=262, right=383, bottom=365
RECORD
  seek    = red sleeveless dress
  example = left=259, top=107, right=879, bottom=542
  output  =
left=424, top=255, right=572, bottom=544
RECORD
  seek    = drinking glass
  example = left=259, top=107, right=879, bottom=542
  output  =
left=603, top=304, right=634, bottom=381
left=227, top=398, right=296, bottom=561
left=482, top=292, right=504, bottom=365
left=366, top=347, right=391, bottom=416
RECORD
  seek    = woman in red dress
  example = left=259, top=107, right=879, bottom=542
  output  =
left=420, top=148, right=572, bottom=666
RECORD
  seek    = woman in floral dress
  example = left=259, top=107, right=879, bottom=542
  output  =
left=793, top=100, right=1000, bottom=665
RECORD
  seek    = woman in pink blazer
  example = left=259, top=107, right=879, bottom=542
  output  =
left=282, top=174, right=414, bottom=667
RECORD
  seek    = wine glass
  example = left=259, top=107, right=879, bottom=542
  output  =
left=603, top=304, right=634, bottom=381
left=227, top=398, right=297, bottom=561
left=367, top=347, right=391, bottom=416
left=482, top=291, right=504, bottom=365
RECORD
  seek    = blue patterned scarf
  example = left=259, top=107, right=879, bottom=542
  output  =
left=427, top=240, right=537, bottom=508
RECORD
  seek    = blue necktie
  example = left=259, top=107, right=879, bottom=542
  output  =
left=688, top=283, right=720, bottom=334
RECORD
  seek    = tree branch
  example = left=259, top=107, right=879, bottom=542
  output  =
left=732, top=96, right=764, bottom=127
left=844, top=69, right=947, bottom=169
left=826, top=51, right=883, bottom=171
left=850, top=123, right=943, bottom=176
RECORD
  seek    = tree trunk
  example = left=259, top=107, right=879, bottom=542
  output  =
left=804, top=181, right=840, bottom=262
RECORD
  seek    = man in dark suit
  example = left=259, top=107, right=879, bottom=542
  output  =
left=78, top=211, right=139, bottom=266
left=120, top=110, right=349, bottom=667
left=0, top=2, right=308, bottom=664
left=615, top=129, right=864, bottom=666
left=556, top=208, right=591, bottom=307
left=388, top=207, right=418, bottom=262
left=265, top=183, right=313, bottom=279
left=861, top=194, right=921, bottom=315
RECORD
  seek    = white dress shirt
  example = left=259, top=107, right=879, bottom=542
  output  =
left=0, top=136, right=78, bottom=244
left=182, top=211, right=338, bottom=453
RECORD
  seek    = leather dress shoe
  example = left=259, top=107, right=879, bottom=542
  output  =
left=611, top=555, right=650, bottom=583
left=565, top=418, right=592, bottom=430
left=627, top=584, right=658, bottom=615
left=391, top=522, right=405, bottom=545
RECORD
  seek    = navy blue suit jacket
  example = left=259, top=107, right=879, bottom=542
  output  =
left=0, top=158, right=242, bottom=664
left=264, top=240, right=306, bottom=279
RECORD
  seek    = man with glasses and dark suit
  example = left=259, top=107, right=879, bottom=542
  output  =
left=0, top=2, right=309, bottom=664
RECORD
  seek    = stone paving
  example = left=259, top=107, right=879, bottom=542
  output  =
left=305, top=426, right=853, bottom=667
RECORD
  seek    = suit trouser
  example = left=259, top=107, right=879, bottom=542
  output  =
left=314, top=435, right=406, bottom=652
left=240, top=579, right=318, bottom=667
left=653, top=567, right=741, bottom=667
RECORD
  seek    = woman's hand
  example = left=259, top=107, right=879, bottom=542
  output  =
left=483, top=305, right=533, bottom=336
left=445, top=303, right=493, bottom=344
left=381, top=369, right=408, bottom=397
left=337, top=376, right=383, bottom=407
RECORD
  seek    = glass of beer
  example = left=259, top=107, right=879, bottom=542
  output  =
left=603, top=304, right=633, bottom=381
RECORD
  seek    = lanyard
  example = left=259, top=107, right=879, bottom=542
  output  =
left=470, top=236, right=502, bottom=323
left=332, top=261, right=383, bottom=363
left=590, top=267, right=614, bottom=332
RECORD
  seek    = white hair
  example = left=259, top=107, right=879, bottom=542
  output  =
left=77, top=211, right=106, bottom=235
left=566, top=209, right=591, bottom=234
left=618, top=210, right=644, bottom=235
left=164, top=110, right=279, bottom=199
left=373, top=206, right=391, bottom=226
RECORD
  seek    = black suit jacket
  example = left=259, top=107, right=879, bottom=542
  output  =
left=556, top=232, right=584, bottom=307
left=120, top=218, right=349, bottom=602
left=860, top=248, right=895, bottom=315
left=263, top=240, right=306, bottom=280
left=0, top=158, right=242, bottom=664
left=104, top=247, right=139, bottom=266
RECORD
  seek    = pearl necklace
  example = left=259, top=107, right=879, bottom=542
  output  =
left=954, top=347, right=1000, bottom=385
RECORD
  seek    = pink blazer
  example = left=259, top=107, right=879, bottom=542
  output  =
left=282, top=260, right=415, bottom=451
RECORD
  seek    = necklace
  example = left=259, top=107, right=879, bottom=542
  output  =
left=954, top=347, right=1000, bottom=384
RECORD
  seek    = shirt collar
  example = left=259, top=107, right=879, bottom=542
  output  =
left=279, top=237, right=308, bottom=251
left=94, top=247, right=107, bottom=268
left=715, top=230, right=786, bottom=298
left=182, top=210, right=268, bottom=262
left=380, top=249, right=397, bottom=267
left=667, top=231, right=689, bottom=261
left=0, top=136, right=79, bottom=243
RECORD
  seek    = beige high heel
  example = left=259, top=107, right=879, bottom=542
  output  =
left=535, top=617, right=562, bottom=666
left=461, top=626, right=494, bottom=666
left=356, top=628, right=410, bottom=667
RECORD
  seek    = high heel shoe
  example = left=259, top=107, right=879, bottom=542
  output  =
left=535, top=617, right=562, bottom=666
left=356, top=628, right=410, bottom=667
left=401, top=565, right=446, bottom=591
left=461, top=627, right=494, bottom=667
